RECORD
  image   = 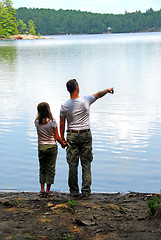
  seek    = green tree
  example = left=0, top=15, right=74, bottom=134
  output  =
left=0, top=22, right=3, bottom=37
left=3, top=0, right=12, bottom=7
left=16, top=19, right=26, bottom=33
left=0, top=0, right=18, bottom=38
left=27, top=19, right=36, bottom=35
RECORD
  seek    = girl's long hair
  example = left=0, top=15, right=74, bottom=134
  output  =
left=36, top=102, right=54, bottom=125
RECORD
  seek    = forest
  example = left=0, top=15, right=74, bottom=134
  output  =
left=0, top=0, right=161, bottom=38
left=16, top=7, right=161, bottom=35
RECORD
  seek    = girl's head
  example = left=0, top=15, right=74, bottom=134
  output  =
left=36, top=102, right=53, bottom=124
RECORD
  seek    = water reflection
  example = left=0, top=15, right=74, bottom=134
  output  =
left=0, top=46, right=17, bottom=63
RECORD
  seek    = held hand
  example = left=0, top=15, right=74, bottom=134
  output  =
left=61, top=140, right=67, bottom=149
left=61, top=143, right=66, bottom=149
left=108, top=88, right=114, bottom=94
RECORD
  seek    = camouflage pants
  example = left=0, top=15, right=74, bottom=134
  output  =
left=67, top=131, right=93, bottom=195
left=38, top=144, right=57, bottom=184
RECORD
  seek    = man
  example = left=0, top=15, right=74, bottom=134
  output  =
left=60, top=79, right=114, bottom=197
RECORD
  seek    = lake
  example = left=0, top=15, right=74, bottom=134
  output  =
left=1, top=32, right=161, bottom=193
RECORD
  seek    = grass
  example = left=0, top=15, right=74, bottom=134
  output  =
left=53, top=232, right=75, bottom=240
left=68, top=200, right=77, bottom=207
left=147, top=195, right=161, bottom=216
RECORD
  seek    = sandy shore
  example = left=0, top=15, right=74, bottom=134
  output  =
left=0, top=191, right=161, bottom=240
left=9, top=34, right=53, bottom=40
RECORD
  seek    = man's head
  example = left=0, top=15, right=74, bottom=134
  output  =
left=66, top=79, right=79, bottom=94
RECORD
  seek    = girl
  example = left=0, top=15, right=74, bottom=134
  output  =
left=35, top=102, right=65, bottom=197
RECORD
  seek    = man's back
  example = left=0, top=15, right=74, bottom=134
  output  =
left=60, top=96, right=95, bottom=130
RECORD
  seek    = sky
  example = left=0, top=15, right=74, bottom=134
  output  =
left=11, top=0, right=161, bottom=14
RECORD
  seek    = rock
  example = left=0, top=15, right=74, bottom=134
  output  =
left=102, top=203, right=127, bottom=212
left=103, top=204, right=120, bottom=211
left=75, top=218, right=96, bottom=226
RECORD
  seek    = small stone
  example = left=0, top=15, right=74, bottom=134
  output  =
left=75, top=218, right=96, bottom=226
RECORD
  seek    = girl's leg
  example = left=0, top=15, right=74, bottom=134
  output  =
left=46, top=145, right=57, bottom=187
left=46, top=184, right=51, bottom=193
left=41, top=183, right=45, bottom=192
left=38, top=146, right=47, bottom=189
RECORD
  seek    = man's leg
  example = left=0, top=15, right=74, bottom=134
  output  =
left=80, top=131, right=93, bottom=195
left=81, top=157, right=92, bottom=195
left=67, top=133, right=79, bottom=196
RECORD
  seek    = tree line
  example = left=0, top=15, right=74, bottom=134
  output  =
left=0, top=0, right=161, bottom=38
left=16, top=7, right=161, bottom=35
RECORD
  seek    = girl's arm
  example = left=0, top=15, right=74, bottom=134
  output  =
left=54, top=126, right=66, bottom=148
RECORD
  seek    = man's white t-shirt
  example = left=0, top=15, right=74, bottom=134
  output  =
left=60, top=95, right=96, bottom=130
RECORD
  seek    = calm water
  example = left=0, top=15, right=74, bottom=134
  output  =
left=1, top=32, right=161, bottom=193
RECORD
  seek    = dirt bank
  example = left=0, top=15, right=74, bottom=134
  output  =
left=0, top=191, right=161, bottom=240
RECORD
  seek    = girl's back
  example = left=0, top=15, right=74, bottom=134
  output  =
left=35, top=119, right=57, bottom=145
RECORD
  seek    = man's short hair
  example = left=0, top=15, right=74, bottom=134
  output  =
left=66, top=79, right=78, bottom=94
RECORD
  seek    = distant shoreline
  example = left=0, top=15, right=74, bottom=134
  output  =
left=0, top=31, right=160, bottom=41
left=9, top=34, right=53, bottom=40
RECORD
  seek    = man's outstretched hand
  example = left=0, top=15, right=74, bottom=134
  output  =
left=108, top=88, right=114, bottom=94
left=93, top=87, right=114, bottom=100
